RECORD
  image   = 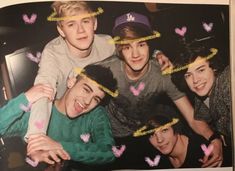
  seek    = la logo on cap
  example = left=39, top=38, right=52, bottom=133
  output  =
left=126, top=13, right=135, bottom=22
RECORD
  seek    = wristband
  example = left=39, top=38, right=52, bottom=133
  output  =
left=208, top=132, right=221, bottom=143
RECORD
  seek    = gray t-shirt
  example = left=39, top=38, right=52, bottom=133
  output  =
left=98, top=56, right=185, bottom=137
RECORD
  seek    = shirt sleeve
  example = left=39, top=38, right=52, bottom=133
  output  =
left=27, top=47, right=60, bottom=135
left=162, top=74, right=185, bottom=101
left=0, top=93, right=28, bottom=135
left=60, top=107, right=115, bottom=164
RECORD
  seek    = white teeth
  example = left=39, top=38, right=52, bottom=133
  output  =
left=195, top=83, right=205, bottom=89
left=76, top=100, right=84, bottom=109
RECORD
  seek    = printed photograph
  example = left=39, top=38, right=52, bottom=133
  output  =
left=0, top=1, right=233, bottom=171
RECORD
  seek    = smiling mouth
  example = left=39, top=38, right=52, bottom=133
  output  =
left=77, top=36, right=88, bottom=40
left=158, top=144, right=168, bottom=151
left=132, top=59, right=142, bottom=63
left=194, top=83, right=206, bottom=91
left=74, top=100, right=85, bottom=113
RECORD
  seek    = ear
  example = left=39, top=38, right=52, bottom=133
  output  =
left=67, top=77, right=77, bottom=89
left=93, top=18, right=97, bottom=31
left=57, top=25, right=66, bottom=38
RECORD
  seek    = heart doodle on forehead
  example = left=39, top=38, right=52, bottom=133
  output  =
left=145, top=155, right=161, bottom=167
left=202, top=22, right=213, bottom=32
left=34, top=120, right=45, bottom=130
left=175, top=26, right=187, bottom=37
left=26, top=52, right=41, bottom=63
left=201, top=144, right=214, bottom=156
left=80, top=133, right=90, bottom=143
left=22, top=13, right=37, bottom=24
left=112, top=145, right=126, bottom=157
left=130, top=82, right=145, bottom=96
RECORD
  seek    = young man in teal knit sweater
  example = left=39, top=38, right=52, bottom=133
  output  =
left=0, top=64, right=118, bottom=167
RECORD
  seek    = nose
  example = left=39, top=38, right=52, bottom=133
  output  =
left=154, top=132, right=164, bottom=143
left=192, top=74, right=200, bottom=84
left=84, top=95, right=93, bottom=107
left=132, top=46, right=140, bottom=58
left=77, top=23, right=85, bottom=33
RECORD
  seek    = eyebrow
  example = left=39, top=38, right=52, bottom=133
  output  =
left=195, top=65, right=206, bottom=70
left=84, top=83, right=102, bottom=101
left=84, top=83, right=93, bottom=92
left=186, top=64, right=206, bottom=74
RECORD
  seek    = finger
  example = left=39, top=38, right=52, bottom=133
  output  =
left=56, top=149, right=71, bottom=160
left=202, top=160, right=221, bottom=168
left=201, top=156, right=221, bottom=167
left=168, top=61, right=173, bottom=69
left=27, top=142, right=50, bottom=155
left=160, top=62, right=169, bottom=71
left=43, top=157, right=55, bottom=165
left=48, top=151, right=61, bottom=163
left=157, top=57, right=163, bottom=66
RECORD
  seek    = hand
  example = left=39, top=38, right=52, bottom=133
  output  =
left=25, top=84, right=54, bottom=103
left=27, top=134, right=63, bottom=155
left=199, top=139, right=223, bottom=167
left=29, top=150, right=56, bottom=165
left=155, top=52, right=173, bottom=71
left=29, top=149, right=70, bottom=165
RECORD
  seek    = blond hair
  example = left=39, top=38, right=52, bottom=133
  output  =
left=51, top=1, right=94, bottom=25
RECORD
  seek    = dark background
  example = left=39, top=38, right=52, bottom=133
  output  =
left=0, top=1, right=230, bottom=170
left=0, top=1, right=229, bottom=103
left=0, top=2, right=229, bottom=105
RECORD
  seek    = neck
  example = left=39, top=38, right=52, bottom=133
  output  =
left=65, top=40, right=92, bottom=58
left=54, top=93, right=67, bottom=115
left=169, top=135, right=188, bottom=168
left=124, top=63, right=149, bottom=81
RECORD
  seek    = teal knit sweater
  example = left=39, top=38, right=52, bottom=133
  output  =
left=0, top=93, right=115, bottom=164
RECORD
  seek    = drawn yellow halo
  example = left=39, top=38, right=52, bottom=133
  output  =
left=74, top=67, right=119, bottom=98
left=133, top=118, right=179, bottom=137
left=162, top=48, right=218, bottom=75
left=47, top=7, right=104, bottom=21
left=108, top=31, right=161, bottom=45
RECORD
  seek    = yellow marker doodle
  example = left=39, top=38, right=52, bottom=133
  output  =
left=74, top=67, right=119, bottom=98
left=162, top=48, right=218, bottom=75
left=109, top=31, right=161, bottom=45
left=133, top=118, right=179, bottom=137
left=47, top=7, right=104, bottom=21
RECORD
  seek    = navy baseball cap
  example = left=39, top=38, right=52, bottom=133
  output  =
left=112, top=12, right=152, bottom=36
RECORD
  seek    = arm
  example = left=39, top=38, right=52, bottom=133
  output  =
left=174, top=96, right=213, bottom=138
left=174, top=96, right=223, bottom=167
left=0, top=93, right=27, bottom=134
left=26, top=48, right=59, bottom=137
left=62, top=110, right=115, bottom=164
left=0, top=84, right=53, bottom=136
left=27, top=107, right=115, bottom=164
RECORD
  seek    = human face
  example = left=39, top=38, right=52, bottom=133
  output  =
left=184, top=57, right=215, bottom=97
left=64, top=77, right=105, bottom=118
left=57, top=10, right=97, bottom=54
left=149, top=127, right=178, bottom=155
left=121, top=41, right=150, bottom=74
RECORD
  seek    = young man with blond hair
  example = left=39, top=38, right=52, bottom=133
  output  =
left=26, top=1, right=170, bottom=141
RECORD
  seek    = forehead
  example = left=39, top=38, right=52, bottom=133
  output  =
left=154, top=125, right=173, bottom=134
left=77, top=77, right=104, bottom=94
left=61, top=9, right=93, bottom=23
left=187, top=57, right=209, bottom=71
